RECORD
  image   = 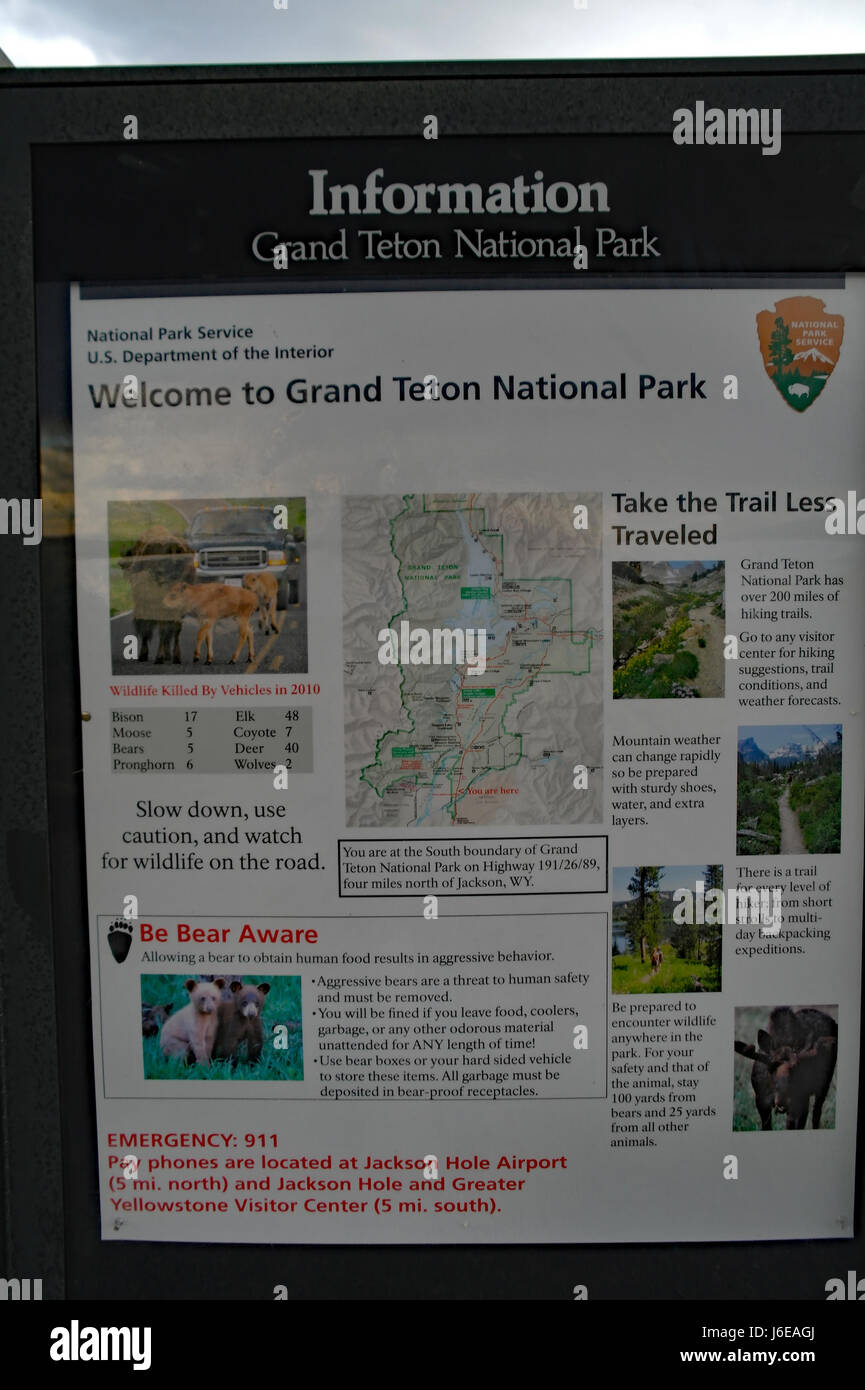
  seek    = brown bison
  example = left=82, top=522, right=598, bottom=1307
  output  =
left=163, top=580, right=258, bottom=665
left=119, top=524, right=194, bottom=664
left=243, top=571, right=279, bottom=634
left=734, top=1006, right=837, bottom=1130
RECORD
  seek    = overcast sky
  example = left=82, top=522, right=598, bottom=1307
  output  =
left=1, top=0, right=864, bottom=67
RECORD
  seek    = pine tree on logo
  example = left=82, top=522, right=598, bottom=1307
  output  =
left=768, top=315, right=793, bottom=378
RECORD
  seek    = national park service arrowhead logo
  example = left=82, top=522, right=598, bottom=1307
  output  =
left=756, top=296, right=843, bottom=412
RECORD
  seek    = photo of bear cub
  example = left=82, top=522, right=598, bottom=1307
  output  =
left=198, top=973, right=243, bottom=1000
left=159, top=978, right=224, bottom=1064
left=141, top=1001, right=173, bottom=1038
left=141, top=972, right=303, bottom=1081
left=213, top=981, right=271, bottom=1067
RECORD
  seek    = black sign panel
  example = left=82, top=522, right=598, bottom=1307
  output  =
left=1, top=60, right=864, bottom=1319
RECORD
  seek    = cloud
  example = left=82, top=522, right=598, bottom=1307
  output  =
left=0, top=27, right=99, bottom=66
left=0, top=0, right=863, bottom=66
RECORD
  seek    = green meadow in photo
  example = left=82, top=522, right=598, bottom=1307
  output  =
left=612, top=864, right=722, bottom=994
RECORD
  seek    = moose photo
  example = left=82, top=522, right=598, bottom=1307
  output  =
left=733, top=1004, right=838, bottom=1131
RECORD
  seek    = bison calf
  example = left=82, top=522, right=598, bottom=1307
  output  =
left=243, top=572, right=279, bottom=634
left=163, top=581, right=258, bottom=665
left=735, top=1006, right=837, bottom=1130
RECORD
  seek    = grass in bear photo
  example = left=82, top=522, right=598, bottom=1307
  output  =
left=141, top=973, right=303, bottom=1081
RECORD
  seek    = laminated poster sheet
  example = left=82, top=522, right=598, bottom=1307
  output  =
left=70, top=279, right=863, bottom=1243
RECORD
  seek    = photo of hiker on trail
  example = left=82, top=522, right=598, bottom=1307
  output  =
left=737, top=724, right=842, bottom=855
left=611, top=864, right=723, bottom=994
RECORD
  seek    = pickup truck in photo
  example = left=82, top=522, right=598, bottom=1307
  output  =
left=184, top=505, right=302, bottom=607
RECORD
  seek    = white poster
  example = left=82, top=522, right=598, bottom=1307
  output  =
left=71, top=281, right=862, bottom=1242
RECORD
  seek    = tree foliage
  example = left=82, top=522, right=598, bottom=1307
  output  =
left=625, top=866, right=663, bottom=963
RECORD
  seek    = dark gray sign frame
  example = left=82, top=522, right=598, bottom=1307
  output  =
left=1, top=57, right=864, bottom=1301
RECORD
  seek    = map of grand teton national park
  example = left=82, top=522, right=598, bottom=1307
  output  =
left=343, top=493, right=602, bottom=827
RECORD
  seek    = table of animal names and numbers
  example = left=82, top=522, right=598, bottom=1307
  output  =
left=109, top=706, right=313, bottom=774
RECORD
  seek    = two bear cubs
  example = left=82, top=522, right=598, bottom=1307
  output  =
left=160, top=977, right=270, bottom=1067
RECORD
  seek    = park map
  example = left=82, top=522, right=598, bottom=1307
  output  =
left=344, top=492, right=602, bottom=827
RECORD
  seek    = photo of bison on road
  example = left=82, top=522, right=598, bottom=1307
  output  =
left=733, top=1005, right=838, bottom=1131
left=109, top=497, right=307, bottom=676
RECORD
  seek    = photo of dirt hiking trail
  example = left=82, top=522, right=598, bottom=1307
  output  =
left=737, top=724, right=842, bottom=855
left=612, top=560, right=725, bottom=699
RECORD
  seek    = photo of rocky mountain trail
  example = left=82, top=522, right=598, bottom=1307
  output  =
left=612, top=560, right=725, bottom=699
left=737, top=724, right=842, bottom=855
